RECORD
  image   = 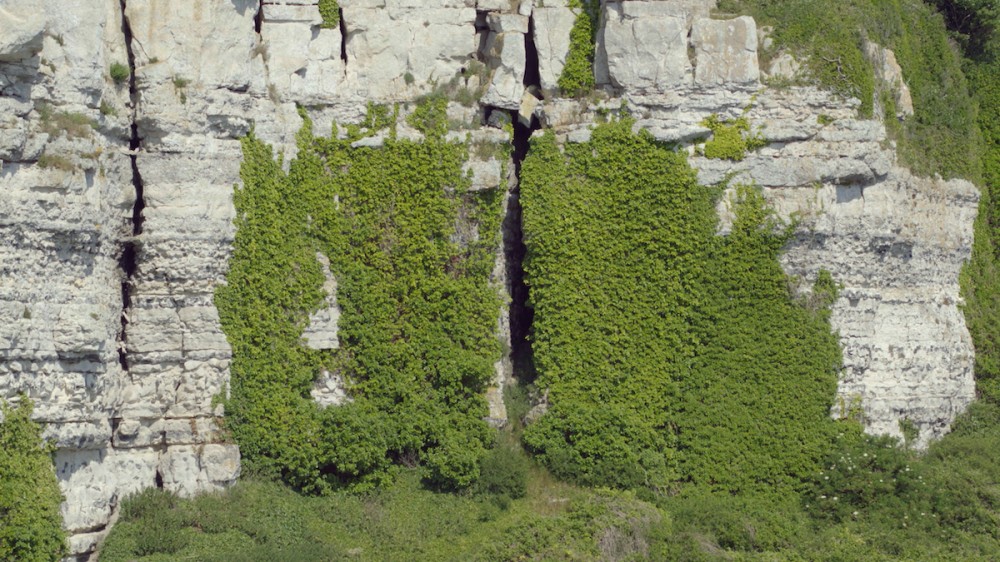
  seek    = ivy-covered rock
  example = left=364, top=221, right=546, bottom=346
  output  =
left=0, top=397, right=67, bottom=562
left=520, top=119, right=843, bottom=495
left=216, top=101, right=505, bottom=492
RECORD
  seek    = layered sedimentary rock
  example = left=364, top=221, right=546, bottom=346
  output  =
left=0, top=0, right=979, bottom=558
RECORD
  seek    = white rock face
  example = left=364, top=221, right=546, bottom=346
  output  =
left=303, top=253, right=340, bottom=350
left=547, top=8, right=977, bottom=450
left=533, top=5, right=577, bottom=94
left=0, top=5, right=46, bottom=61
left=0, top=0, right=982, bottom=558
left=482, top=31, right=527, bottom=109
left=865, top=40, right=915, bottom=119
left=691, top=16, right=759, bottom=86
left=597, top=1, right=692, bottom=92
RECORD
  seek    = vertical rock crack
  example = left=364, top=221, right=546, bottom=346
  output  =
left=339, top=8, right=348, bottom=64
left=504, top=20, right=543, bottom=382
left=117, top=0, right=145, bottom=373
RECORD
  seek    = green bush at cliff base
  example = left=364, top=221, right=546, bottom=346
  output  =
left=0, top=397, right=67, bottom=562
left=101, top=407, right=1000, bottom=561
left=519, top=119, right=844, bottom=496
left=215, top=99, right=505, bottom=493
left=720, top=0, right=982, bottom=182
left=100, top=468, right=673, bottom=562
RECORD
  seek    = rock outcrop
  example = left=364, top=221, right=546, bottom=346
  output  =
left=0, top=0, right=978, bottom=558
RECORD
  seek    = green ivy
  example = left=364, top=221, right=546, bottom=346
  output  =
left=0, top=397, right=67, bottom=562
left=557, top=0, right=600, bottom=97
left=216, top=100, right=505, bottom=492
left=961, top=63, right=1000, bottom=403
left=318, top=0, right=340, bottom=29
left=701, top=114, right=766, bottom=161
left=520, top=119, right=843, bottom=495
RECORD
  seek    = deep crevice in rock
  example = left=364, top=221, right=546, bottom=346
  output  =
left=523, top=15, right=541, bottom=92
left=254, top=0, right=263, bottom=34
left=505, top=111, right=541, bottom=384
left=118, top=0, right=145, bottom=372
left=339, top=9, right=348, bottom=64
left=475, top=10, right=490, bottom=59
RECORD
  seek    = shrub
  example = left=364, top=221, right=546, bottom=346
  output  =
left=318, top=0, right=339, bottom=29
left=662, top=491, right=810, bottom=554
left=806, top=433, right=925, bottom=522
left=0, top=397, right=67, bottom=562
left=109, top=62, right=130, bottom=85
left=475, top=444, right=529, bottom=501
left=115, top=489, right=192, bottom=556
left=701, top=114, right=766, bottom=161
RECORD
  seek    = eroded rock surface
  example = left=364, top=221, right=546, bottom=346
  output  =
left=0, top=0, right=978, bottom=558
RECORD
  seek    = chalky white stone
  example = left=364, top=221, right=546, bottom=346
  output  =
left=0, top=1, right=978, bottom=558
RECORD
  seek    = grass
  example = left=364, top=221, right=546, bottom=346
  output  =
left=100, top=449, right=663, bottom=562
left=720, top=0, right=981, bottom=181
left=101, top=401, right=1000, bottom=561
left=37, top=153, right=75, bottom=172
left=37, top=104, right=95, bottom=139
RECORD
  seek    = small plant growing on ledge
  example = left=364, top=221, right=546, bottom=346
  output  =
left=110, top=62, right=130, bottom=86
left=318, top=0, right=340, bottom=29
left=38, top=153, right=76, bottom=172
left=38, top=105, right=96, bottom=140
left=172, top=76, right=191, bottom=104
left=701, top=114, right=766, bottom=161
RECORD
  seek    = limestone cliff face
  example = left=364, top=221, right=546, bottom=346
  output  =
left=0, top=0, right=978, bottom=558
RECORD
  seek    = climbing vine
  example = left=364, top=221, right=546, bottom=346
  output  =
left=216, top=99, right=506, bottom=492
left=701, top=114, right=767, bottom=161
left=520, top=119, right=843, bottom=495
left=558, top=0, right=600, bottom=97
left=0, top=397, right=66, bottom=562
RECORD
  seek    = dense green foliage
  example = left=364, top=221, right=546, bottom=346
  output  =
left=519, top=120, right=843, bottom=495
left=720, top=0, right=981, bottom=181
left=947, top=2, right=1000, bottom=407
left=700, top=114, right=767, bottom=161
left=931, top=0, right=999, bottom=59
left=101, top=466, right=671, bottom=562
left=104, top=404, right=1000, bottom=560
left=215, top=100, right=504, bottom=493
left=318, top=0, right=340, bottom=29
left=0, top=398, right=67, bottom=562
left=557, top=0, right=600, bottom=97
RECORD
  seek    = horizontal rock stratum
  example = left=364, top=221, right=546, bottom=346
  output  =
left=0, top=0, right=977, bottom=558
